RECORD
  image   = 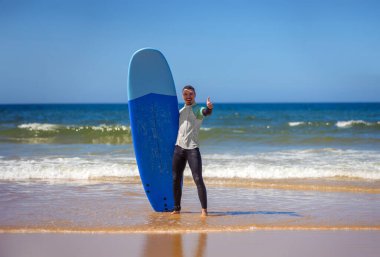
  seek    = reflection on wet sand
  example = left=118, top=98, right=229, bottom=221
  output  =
left=143, top=212, right=209, bottom=232
left=129, top=209, right=305, bottom=233
left=142, top=233, right=207, bottom=257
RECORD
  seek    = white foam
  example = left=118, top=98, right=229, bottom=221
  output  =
left=1, top=149, right=379, bottom=181
left=85, top=124, right=130, bottom=132
left=201, top=149, right=380, bottom=180
left=287, top=121, right=378, bottom=128
left=0, top=157, right=138, bottom=181
left=336, top=120, right=371, bottom=128
left=17, top=123, right=131, bottom=132
left=288, top=122, right=305, bottom=127
left=18, top=123, right=61, bottom=131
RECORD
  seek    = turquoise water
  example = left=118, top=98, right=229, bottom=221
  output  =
left=0, top=103, right=379, bottom=181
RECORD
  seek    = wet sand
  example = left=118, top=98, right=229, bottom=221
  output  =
left=1, top=179, right=379, bottom=232
left=1, top=178, right=379, bottom=256
left=1, top=231, right=380, bottom=257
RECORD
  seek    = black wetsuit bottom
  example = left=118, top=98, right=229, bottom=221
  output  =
left=172, top=145, right=207, bottom=211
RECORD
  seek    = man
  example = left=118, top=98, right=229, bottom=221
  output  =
left=172, top=85, right=213, bottom=217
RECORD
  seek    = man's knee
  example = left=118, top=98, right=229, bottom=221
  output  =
left=193, top=174, right=204, bottom=187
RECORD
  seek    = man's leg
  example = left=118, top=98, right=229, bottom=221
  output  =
left=172, top=146, right=187, bottom=213
left=187, top=148, right=207, bottom=216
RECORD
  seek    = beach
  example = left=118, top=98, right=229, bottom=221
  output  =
left=0, top=103, right=379, bottom=256
left=1, top=179, right=379, bottom=233
left=1, top=180, right=380, bottom=257
left=2, top=0, right=380, bottom=254
left=1, top=179, right=380, bottom=257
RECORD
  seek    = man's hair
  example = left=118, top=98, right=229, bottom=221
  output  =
left=182, top=85, right=196, bottom=94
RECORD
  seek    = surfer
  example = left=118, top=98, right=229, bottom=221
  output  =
left=172, top=85, right=213, bottom=217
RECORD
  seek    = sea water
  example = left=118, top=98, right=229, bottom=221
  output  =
left=0, top=103, right=379, bottom=232
left=0, top=103, right=379, bottom=181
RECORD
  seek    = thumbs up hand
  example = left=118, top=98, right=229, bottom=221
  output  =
left=206, top=97, right=213, bottom=109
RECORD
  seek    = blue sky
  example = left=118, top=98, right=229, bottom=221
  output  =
left=0, top=0, right=379, bottom=103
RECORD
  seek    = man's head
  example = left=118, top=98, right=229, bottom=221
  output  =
left=182, top=85, right=196, bottom=105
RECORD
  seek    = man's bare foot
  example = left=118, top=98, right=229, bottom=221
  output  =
left=171, top=210, right=180, bottom=215
left=201, top=209, right=208, bottom=217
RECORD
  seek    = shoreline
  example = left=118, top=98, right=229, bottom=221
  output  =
left=2, top=176, right=379, bottom=193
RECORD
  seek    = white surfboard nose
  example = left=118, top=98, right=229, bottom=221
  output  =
left=128, top=48, right=176, bottom=101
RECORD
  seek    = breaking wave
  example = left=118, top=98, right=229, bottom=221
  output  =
left=0, top=123, right=132, bottom=144
left=1, top=148, right=378, bottom=181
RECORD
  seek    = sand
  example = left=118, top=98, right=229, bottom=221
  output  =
left=1, top=231, right=379, bottom=257
left=1, top=179, right=379, bottom=256
left=1, top=179, right=379, bottom=232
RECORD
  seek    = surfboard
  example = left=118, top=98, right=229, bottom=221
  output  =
left=127, top=48, right=179, bottom=212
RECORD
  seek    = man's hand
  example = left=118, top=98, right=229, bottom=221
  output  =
left=206, top=97, right=213, bottom=109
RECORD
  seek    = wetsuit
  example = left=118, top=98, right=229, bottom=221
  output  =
left=172, top=102, right=212, bottom=212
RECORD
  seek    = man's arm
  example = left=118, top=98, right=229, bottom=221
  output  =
left=202, top=107, right=213, bottom=116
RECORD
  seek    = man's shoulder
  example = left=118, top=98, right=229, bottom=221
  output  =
left=191, top=104, right=205, bottom=120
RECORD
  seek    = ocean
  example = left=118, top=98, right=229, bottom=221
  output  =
left=1, top=103, right=379, bottom=232
left=0, top=103, right=379, bottom=181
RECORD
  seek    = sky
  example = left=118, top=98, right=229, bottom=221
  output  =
left=0, top=0, right=379, bottom=103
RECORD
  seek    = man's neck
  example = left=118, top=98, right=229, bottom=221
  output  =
left=185, top=101, right=196, bottom=106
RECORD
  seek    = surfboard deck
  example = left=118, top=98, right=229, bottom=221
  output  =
left=127, top=48, right=179, bottom=212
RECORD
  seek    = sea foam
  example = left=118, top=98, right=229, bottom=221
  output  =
left=18, top=123, right=61, bottom=131
left=201, top=149, right=380, bottom=180
left=288, top=122, right=305, bottom=127
left=0, top=157, right=139, bottom=181
left=1, top=149, right=378, bottom=181
left=335, top=120, right=371, bottom=128
left=17, top=123, right=130, bottom=132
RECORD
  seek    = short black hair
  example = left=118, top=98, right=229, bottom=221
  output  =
left=182, top=85, right=196, bottom=94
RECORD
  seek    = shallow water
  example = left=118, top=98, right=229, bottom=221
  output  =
left=1, top=180, right=379, bottom=233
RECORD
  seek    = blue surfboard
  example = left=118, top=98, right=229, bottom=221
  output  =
left=127, top=48, right=179, bottom=212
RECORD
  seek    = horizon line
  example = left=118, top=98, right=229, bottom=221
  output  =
left=1, top=101, right=379, bottom=105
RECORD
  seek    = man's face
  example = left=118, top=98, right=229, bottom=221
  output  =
left=182, top=89, right=195, bottom=105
